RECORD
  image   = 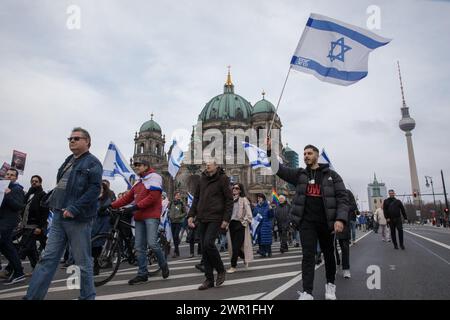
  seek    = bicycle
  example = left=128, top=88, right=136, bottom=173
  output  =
left=91, top=208, right=170, bottom=287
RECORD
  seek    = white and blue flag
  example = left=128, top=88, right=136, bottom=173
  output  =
left=140, top=172, right=163, bottom=191
left=160, top=201, right=172, bottom=242
left=250, top=213, right=263, bottom=244
left=319, top=148, right=335, bottom=171
left=242, top=142, right=271, bottom=169
left=102, top=142, right=136, bottom=189
left=187, top=192, right=193, bottom=208
left=290, top=13, right=391, bottom=86
left=168, top=140, right=184, bottom=179
left=46, top=210, right=54, bottom=236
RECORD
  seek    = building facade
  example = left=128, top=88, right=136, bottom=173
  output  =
left=132, top=70, right=295, bottom=201
left=367, top=174, right=387, bottom=212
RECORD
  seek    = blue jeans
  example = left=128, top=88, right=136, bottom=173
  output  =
left=134, top=218, right=167, bottom=277
left=350, top=221, right=356, bottom=242
left=25, top=210, right=95, bottom=300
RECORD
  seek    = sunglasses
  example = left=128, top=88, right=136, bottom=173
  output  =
left=232, top=186, right=240, bottom=190
left=67, top=137, right=87, bottom=142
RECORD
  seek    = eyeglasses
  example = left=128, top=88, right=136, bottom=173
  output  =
left=67, top=137, right=87, bottom=142
left=232, top=186, right=240, bottom=190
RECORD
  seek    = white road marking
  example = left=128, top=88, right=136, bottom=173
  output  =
left=259, top=231, right=374, bottom=300
left=224, top=292, right=267, bottom=300
left=404, top=230, right=450, bottom=250
left=95, top=272, right=299, bottom=300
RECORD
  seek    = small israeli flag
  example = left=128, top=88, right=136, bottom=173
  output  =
left=160, top=204, right=172, bottom=242
left=168, top=140, right=184, bottom=179
left=46, top=210, right=54, bottom=236
left=187, top=193, right=193, bottom=208
left=319, top=148, right=335, bottom=171
left=250, top=213, right=263, bottom=244
left=242, top=142, right=271, bottom=169
left=291, top=13, right=391, bottom=86
left=102, top=142, right=136, bottom=189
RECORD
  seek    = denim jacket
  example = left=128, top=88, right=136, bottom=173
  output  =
left=55, top=151, right=103, bottom=222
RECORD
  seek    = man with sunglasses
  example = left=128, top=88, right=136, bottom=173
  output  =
left=111, top=159, right=170, bottom=284
left=25, top=127, right=102, bottom=300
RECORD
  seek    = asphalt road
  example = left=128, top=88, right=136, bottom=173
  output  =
left=0, top=225, right=448, bottom=300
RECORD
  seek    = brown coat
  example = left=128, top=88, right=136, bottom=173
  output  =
left=188, top=168, right=233, bottom=223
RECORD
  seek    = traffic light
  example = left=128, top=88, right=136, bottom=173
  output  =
left=413, top=191, right=417, bottom=198
left=445, top=208, right=449, bottom=214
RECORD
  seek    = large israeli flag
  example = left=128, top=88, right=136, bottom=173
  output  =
left=291, top=13, right=391, bottom=86
left=102, top=142, right=136, bottom=189
left=242, top=142, right=271, bottom=169
left=319, top=148, right=335, bottom=171
left=168, top=140, right=184, bottom=179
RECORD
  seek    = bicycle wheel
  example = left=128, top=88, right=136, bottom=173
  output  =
left=147, top=249, right=162, bottom=275
left=91, top=234, right=121, bottom=287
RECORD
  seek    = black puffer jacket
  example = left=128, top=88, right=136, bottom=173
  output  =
left=275, top=162, right=348, bottom=231
left=188, top=167, right=233, bottom=223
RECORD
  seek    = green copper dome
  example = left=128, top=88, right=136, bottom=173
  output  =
left=140, top=114, right=162, bottom=132
left=198, top=70, right=253, bottom=123
left=252, top=92, right=275, bottom=115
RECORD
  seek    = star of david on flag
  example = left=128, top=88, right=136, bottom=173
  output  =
left=290, top=13, right=391, bottom=86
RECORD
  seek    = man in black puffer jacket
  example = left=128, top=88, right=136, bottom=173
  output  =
left=188, top=160, right=233, bottom=291
left=268, top=140, right=348, bottom=300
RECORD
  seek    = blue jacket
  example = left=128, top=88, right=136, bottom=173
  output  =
left=0, top=182, right=25, bottom=227
left=253, top=201, right=274, bottom=245
left=54, top=152, right=103, bottom=222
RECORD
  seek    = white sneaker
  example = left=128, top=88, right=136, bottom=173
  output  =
left=297, top=291, right=314, bottom=300
left=226, top=267, right=236, bottom=274
left=343, top=269, right=351, bottom=279
left=325, top=283, right=337, bottom=300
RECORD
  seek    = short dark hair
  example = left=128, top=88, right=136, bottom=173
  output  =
left=388, top=189, right=395, bottom=193
left=304, top=144, right=319, bottom=153
left=31, top=175, right=42, bottom=183
left=72, top=127, right=91, bottom=147
left=7, top=168, right=18, bottom=177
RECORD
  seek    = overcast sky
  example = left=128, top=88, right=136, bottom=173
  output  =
left=1, top=0, right=449, bottom=210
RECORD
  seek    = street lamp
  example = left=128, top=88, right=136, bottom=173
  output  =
left=425, top=176, right=437, bottom=215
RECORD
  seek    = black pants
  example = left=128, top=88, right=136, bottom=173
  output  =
left=0, top=225, right=24, bottom=277
left=19, top=229, right=40, bottom=269
left=334, top=238, right=350, bottom=270
left=198, top=221, right=225, bottom=281
left=229, top=220, right=245, bottom=268
left=279, top=227, right=289, bottom=251
left=300, top=220, right=336, bottom=295
left=171, top=223, right=182, bottom=255
left=389, top=219, right=404, bottom=247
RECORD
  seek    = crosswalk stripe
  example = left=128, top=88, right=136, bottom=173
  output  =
left=259, top=231, right=373, bottom=300
left=96, top=272, right=299, bottom=300
left=224, top=292, right=267, bottom=300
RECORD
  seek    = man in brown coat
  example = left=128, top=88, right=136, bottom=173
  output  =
left=187, top=160, right=233, bottom=290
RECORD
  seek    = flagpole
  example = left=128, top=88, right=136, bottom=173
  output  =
left=268, top=66, right=292, bottom=138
